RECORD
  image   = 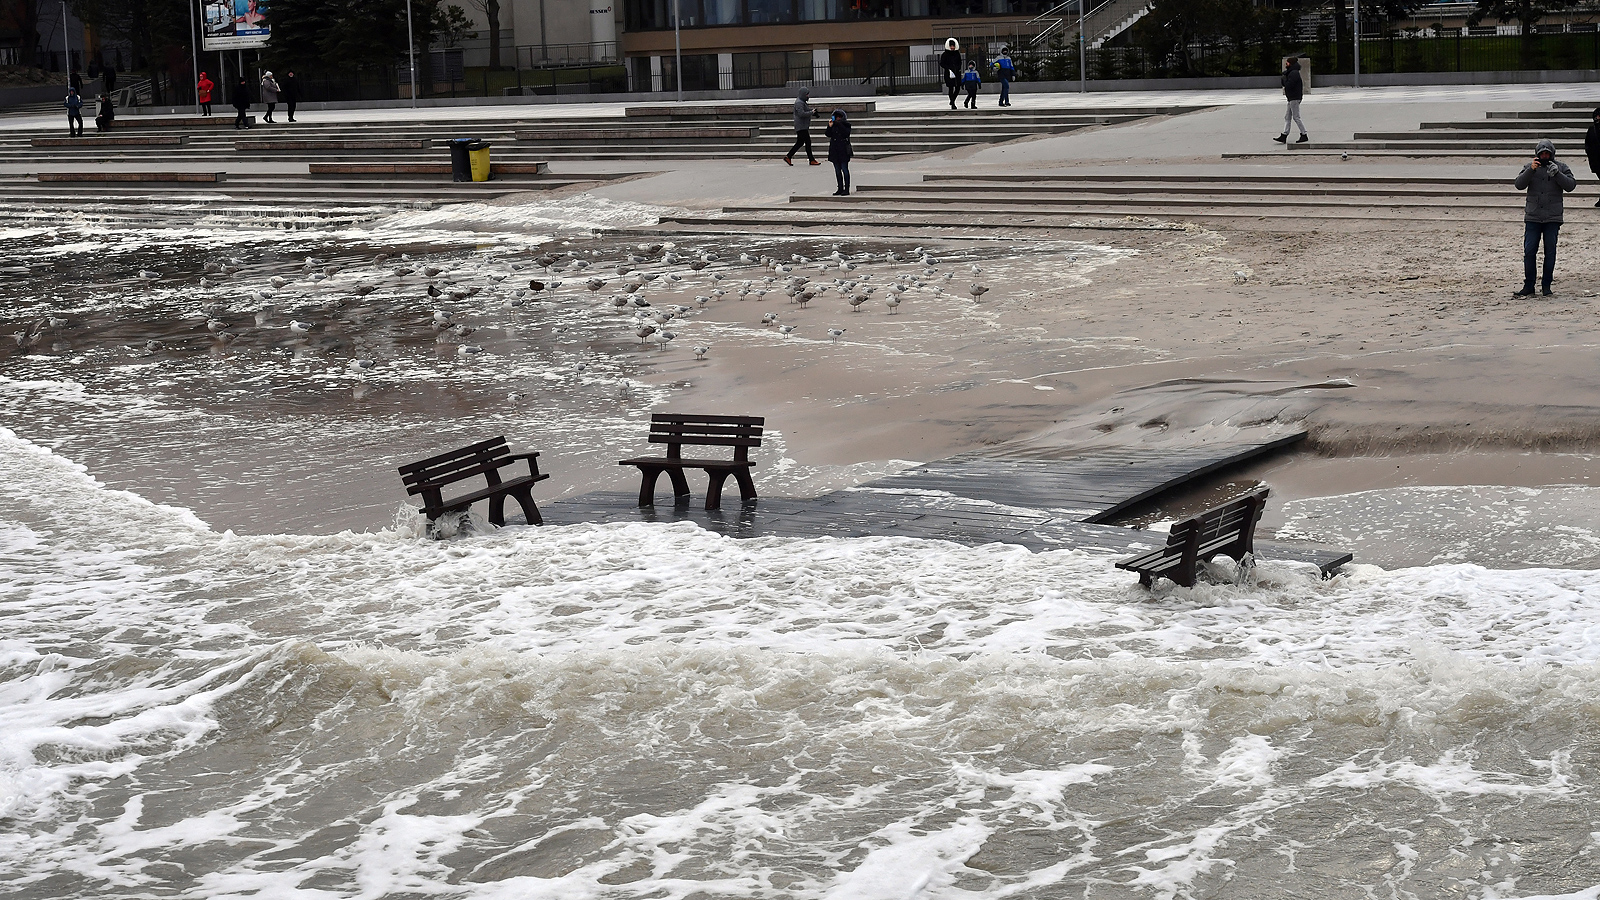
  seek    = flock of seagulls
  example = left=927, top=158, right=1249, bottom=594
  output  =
left=14, top=241, right=1021, bottom=369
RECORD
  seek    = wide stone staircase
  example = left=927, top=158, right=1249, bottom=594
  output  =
left=1227, top=101, right=1597, bottom=159
left=0, top=100, right=1199, bottom=223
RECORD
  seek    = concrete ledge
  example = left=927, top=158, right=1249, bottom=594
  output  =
left=109, top=115, right=255, bottom=128
left=625, top=101, right=876, bottom=117
left=36, top=172, right=227, bottom=183
left=515, top=126, right=758, bottom=140
left=32, top=135, right=188, bottom=147
left=308, top=162, right=548, bottom=177
left=235, top=139, right=431, bottom=151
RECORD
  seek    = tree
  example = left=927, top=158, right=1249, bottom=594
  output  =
left=1467, top=0, right=1576, bottom=67
left=466, top=0, right=500, bottom=67
left=0, top=0, right=41, bottom=67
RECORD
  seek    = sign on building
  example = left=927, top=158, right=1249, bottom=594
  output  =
left=203, top=0, right=271, bottom=51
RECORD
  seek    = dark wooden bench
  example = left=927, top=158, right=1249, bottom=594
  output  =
left=619, top=414, right=764, bottom=510
left=1116, top=488, right=1269, bottom=588
left=398, top=436, right=549, bottom=528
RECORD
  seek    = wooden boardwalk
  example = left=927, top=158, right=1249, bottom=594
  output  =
left=536, top=431, right=1353, bottom=578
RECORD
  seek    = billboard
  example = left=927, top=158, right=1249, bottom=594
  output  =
left=203, top=0, right=270, bottom=51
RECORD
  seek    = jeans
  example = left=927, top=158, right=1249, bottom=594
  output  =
left=67, top=110, right=82, bottom=136
left=1284, top=99, right=1305, bottom=135
left=1524, top=220, right=1560, bottom=289
left=833, top=161, right=850, bottom=194
left=999, top=76, right=1010, bottom=104
left=786, top=130, right=813, bottom=161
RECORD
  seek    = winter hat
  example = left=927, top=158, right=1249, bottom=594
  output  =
left=945, top=38, right=959, bottom=51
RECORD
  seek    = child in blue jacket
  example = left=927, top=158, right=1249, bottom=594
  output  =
left=961, top=63, right=981, bottom=109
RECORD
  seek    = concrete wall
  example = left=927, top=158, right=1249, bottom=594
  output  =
left=0, top=84, right=72, bottom=108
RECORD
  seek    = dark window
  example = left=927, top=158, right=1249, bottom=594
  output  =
left=829, top=46, right=909, bottom=78
left=660, top=53, right=720, bottom=90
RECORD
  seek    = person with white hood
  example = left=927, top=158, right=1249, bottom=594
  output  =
left=939, top=38, right=963, bottom=111
left=259, top=70, right=280, bottom=124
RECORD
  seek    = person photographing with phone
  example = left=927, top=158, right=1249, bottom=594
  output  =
left=1514, top=138, right=1576, bottom=297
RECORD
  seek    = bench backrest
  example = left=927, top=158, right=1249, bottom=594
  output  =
left=648, top=413, right=764, bottom=461
left=399, top=436, right=513, bottom=494
left=1165, top=488, right=1268, bottom=553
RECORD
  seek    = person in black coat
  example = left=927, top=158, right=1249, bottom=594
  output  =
left=282, top=71, right=300, bottom=123
left=231, top=77, right=252, bottom=130
left=1585, top=108, right=1600, bottom=207
left=939, top=38, right=963, bottom=111
left=1274, top=57, right=1307, bottom=144
left=94, top=93, right=114, bottom=132
left=825, top=109, right=853, bottom=196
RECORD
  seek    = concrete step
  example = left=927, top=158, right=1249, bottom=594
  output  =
left=858, top=182, right=1519, bottom=198
left=920, top=172, right=1513, bottom=186
left=756, top=193, right=1523, bottom=210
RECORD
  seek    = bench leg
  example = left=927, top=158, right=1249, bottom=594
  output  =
left=486, top=495, right=507, bottom=527
left=733, top=469, right=757, bottom=504
left=637, top=466, right=663, bottom=507
left=1139, top=572, right=1153, bottom=588
left=511, top=487, right=543, bottom=526
left=705, top=470, right=729, bottom=511
left=667, top=467, right=692, bottom=501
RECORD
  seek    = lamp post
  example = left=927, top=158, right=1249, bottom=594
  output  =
left=1078, top=0, right=1086, bottom=93
left=1353, top=0, right=1361, bottom=87
left=673, top=0, right=683, bottom=101
left=406, top=0, right=418, bottom=107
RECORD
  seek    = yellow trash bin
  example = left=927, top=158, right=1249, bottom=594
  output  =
left=468, top=140, right=492, bottom=182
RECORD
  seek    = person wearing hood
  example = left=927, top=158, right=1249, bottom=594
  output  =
left=64, top=88, right=84, bottom=136
left=961, top=62, right=981, bottom=108
left=1585, top=108, right=1600, bottom=207
left=992, top=48, right=1015, bottom=107
left=785, top=87, right=820, bottom=166
left=825, top=108, right=852, bottom=196
left=94, top=93, right=114, bottom=132
left=282, top=71, right=300, bottom=123
left=1514, top=138, right=1577, bottom=296
left=232, top=77, right=252, bottom=130
left=260, top=70, right=280, bottom=124
left=940, top=38, right=963, bottom=111
left=1273, top=57, right=1307, bottom=144
left=197, top=71, right=214, bottom=116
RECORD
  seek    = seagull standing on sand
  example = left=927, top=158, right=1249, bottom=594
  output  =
left=969, top=284, right=989, bottom=301
left=828, top=328, right=846, bottom=341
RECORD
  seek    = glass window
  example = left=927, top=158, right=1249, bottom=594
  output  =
left=798, top=0, right=838, bottom=20
left=660, top=53, right=720, bottom=90
left=704, top=0, right=741, bottom=24
left=829, top=47, right=908, bottom=78
left=746, top=0, right=795, bottom=24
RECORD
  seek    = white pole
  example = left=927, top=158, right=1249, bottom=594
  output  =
left=60, top=1, right=69, bottom=72
left=405, top=0, right=418, bottom=107
left=188, top=0, right=200, bottom=112
left=1353, top=0, right=1361, bottom=87
left=1078, top=0, right=1086, bottom=93
left=673, top=0, right=683, bottom=101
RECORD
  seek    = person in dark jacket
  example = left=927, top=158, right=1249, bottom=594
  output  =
left=94, top=93, right=114, bottom=132
left=939, top=38, right=963, bottom=111
left=1514, top=138, right=1577, bottom=296
left=1585, top=107, right=1600, bottom=207
left=1273, top=57, right=1307, bottom=144
left=784, top=86, right=820, bottom=166
left=232, top=77, right=252, bottom=130
left=992, top=48, right=1015, bottom=107
left=282, top=71, right=300, bottom=122
left=102, top=65, right=116, bottom=94
left=68, top=69, right=82, bottom=95
left=825, top=109, right=852, bottom=196
left=64, top=89, right=84, bottom=136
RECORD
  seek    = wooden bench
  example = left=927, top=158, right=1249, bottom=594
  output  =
left=398, top=436, right=549, bottom=528
left=1116, top=488, right=1269, bottom=588
left=619, top=414, right=764, bottom=510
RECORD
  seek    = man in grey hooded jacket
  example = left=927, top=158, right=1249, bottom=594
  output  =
left=1514, top=138, right=1577, bottom=296
left=785, top=87, right=820, bottom=166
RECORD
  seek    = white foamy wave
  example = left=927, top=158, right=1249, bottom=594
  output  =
left=369, top=194, right=669, bottom=237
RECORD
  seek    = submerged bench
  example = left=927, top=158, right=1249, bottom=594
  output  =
left=32, top=135, right=187, bottom=147
left=36, top=171, right=226, bottom=183
left=619, top=413, right=764, bottom=510
left=399, top=436, right=549, bottom=528
left=1116, top=488, right=1269, bottom=588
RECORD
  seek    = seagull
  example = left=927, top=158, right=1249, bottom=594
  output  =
left=1234, top=270, right=1249, bottom=283
left=354, top=284, right=376, bottom=296
left=137, top=269, right=160, bottom=279
left=827, top=328, right=846, bottom=341
left=432, top=310, right=451, bottom=324
left=349, top=357, right=377, bottom=370
left=457, top=344, right=483, bottom=356
left=587, top=278, right=607, bottom=294
left=693, top=345, right=710, bottom=359
left=761, top=312, right=779, bottom=325
left=695, top=295, right=711, bottom=306
left=655, top=330, right=676, bottom=349
left=635, top=323, right=657, bottom=343
left=1341, top=151, right=1350, bottom=160
left=886, top=296, right=901, bottom=313
left=849, top=293, right=868, bottom=311
left=778, top=324, right=798, bottom=335
left=205, top=318, right=227, bottom=333
left=971, top=264, right=983, bottom=275
left=422, top=266, right=443, bottom=277
left=288, top=320, right=312, bottom=333
left=969, top=283, right=989, bottom=301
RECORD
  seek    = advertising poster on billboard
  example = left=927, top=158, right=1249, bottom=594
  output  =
left=203, top=0, right=270, bottom=51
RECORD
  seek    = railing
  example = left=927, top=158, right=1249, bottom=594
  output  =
left=514, top=41, right=619, bottom=70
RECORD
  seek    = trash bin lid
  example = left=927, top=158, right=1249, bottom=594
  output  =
left=446, top=137, right=478, bottom=146
left=466, top=140, right=492, bottom=150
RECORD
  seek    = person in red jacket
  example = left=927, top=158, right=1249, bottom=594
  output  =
left=197, top=72, right=214, bottom=116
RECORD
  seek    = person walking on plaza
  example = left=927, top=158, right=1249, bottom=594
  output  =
left=64, top=88, right=84, bottom=137
left=1273, top=57, right=1307, bottom=144
left=282, top=71, right=299, bottom=123
left=783, top=86, right=820, bottom=166
left=94, top=93, right=114, bottom=132
left=68, top=69, right=82, bottom=95
left=961, top=62, right=981, bottom=108
left=940, top=38, right=963, bottom=111
left=1514, top=138, right=1576, bottom=297
left=197, top=71, right=214, bottom=116
left=259, top=71, right=280, bottom=124
left=231, top=77, right=252, bottom=130
left=1585, top=107, right=1600, bottom=206
left=991, top=48, right=1015, bottom=107
left=825, top=109, right=852, bottom=196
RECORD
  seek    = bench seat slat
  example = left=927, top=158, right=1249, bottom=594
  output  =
left=618, top=456, right=755, bottom=469
left=652, top=413, right=765, bottom=426
left=399, top=436, right=507, bottom=476
left=402, top=453, right=518, bottom=493
left=427, top=473, right=549, bottom=513
left=647, top=434, right=762, bottom=448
